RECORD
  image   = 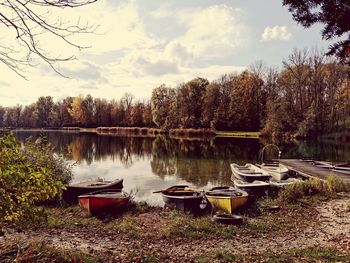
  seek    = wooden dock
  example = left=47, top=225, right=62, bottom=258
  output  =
left=280, top=159, right=350, bottom=183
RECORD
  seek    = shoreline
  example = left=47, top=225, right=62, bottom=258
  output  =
left=1, top=196, right=349, bottom=262
left=2, top=127, right=261, bottom=139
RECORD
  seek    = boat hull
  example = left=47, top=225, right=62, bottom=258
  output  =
left=79, top=190, right=129, bottom=215
left=230, top=163, right=272, bottom=183
left=258, top=164, right=289, bottom=181
left=233, top=179, right=270, bottom=196
left=206, top=189, right=248, bottom=214
left=162, top=191, right=204, bottom=213
left=333, top=165, right=350, bottom=175
left=63, top=178, right=124, bottom=204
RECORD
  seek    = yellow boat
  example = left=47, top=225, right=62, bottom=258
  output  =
left=206, top=187, right=248, bottom=214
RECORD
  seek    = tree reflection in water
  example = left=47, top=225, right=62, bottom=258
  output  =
left=12, top=131, right=350, bottom=188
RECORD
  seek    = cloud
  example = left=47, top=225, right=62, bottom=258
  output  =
left=0, top=80, right=9, bottom=87
left=261, top=26, right=292, bottom=42
left=150, top=8, right=172, bottom=19
left=58, top=61, right=108, bottom=83
left=0, top=1, right=249, bottom=107
left=165, top=5, right=247, bottom=64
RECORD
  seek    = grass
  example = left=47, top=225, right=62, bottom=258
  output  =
left=42, top=191, right=323, bottom=240
left=0, top=242, right=100, bottom=263
left=161, top=211, right=239, bottom=239
left=214, top=130, right=260, bottom=138
left=2, top=241, right=348, bottom=263
left=195, top=247, right=350, bottom=263
left=277, top=175, right=349, bottom=204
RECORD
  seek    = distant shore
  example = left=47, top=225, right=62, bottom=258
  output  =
left=1, top=127, right=261, bottom=139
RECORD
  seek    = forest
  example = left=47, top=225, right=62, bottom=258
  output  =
left=0, top=49, right=349, bottom=138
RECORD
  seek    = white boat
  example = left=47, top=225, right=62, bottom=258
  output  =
left=230, top=163, right=272, bottom=182
left=333, top=162, right=350, bottom=175
left=313, top=161, right=334, bottom=169
left=270, top=178, right=302, bottom=187
left=257, top=163, right=289, bottom=181
left=232, top=179, right=270, bottom=194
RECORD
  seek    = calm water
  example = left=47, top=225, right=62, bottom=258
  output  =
left=11, top=131, right=350, bottom=205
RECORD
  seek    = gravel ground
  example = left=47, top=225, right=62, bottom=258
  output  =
left=1, top=197, right=349, bottom=262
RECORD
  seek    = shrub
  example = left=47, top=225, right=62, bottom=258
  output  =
left=0, top=133, right=73, bottom=228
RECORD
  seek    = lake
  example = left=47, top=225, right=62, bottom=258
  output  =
left=11, top=130, right=350, bottom=205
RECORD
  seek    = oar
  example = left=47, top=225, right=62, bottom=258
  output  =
left=153, top=186, right=204, bottom=193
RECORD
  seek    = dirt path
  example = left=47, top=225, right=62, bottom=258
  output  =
left=1, top=198, right=349, bottom=260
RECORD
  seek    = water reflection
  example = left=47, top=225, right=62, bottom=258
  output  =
left=11, top=131, right=350, bottom=205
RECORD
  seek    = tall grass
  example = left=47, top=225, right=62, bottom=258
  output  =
left=278, top=175, right=349, bottom=203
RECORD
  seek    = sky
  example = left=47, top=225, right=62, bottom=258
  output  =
left=0, top=0, right=331, bottom=107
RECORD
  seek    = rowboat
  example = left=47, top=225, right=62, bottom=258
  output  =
left=257, top=162, right=289, bottom=181
left=333, top=162, right=350, bottom=174
left=232, top=179, right=270, bottom=194
left=205, top=186, right=248, bottom=214
left=156, top=185, right=206, bottom=213
left=269, top=178, right=302, bottom=187
left=230, top=163, right=272, bottom=182
left=313, top=161, right=334, bottom=169
left=78, top=189, right=129, bottom=215
left=63, top=178, right=124, bottom=204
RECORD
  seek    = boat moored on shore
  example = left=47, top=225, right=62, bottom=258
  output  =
left=156, top=185, right=207, bottom=213
left=231, top=163, right=272, bottom=182
left=78, top=189, right=129, bottom=215
left=205, top=186, right=248, bottom=214
left=63, top=178, right=124, bottom=204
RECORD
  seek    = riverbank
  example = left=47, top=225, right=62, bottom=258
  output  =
left=1, top=195, right=349, bottom=262
left=2, top=127, right=261, bottom=139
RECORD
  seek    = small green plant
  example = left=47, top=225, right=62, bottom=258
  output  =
left=0, top=133, right=73, bottom=228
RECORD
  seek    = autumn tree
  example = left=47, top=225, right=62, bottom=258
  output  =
left=36, top=96, right=55, bottom=127
left=3, top=105, right=21, bottom=127
left=68, top=96, right=84, bottom=126
left=21, top=104, right=37, bottom=128
left=201, top=82, right=221, bottom=128
left=94, top=98, right=111, bottom=126
left=0, top=106, right=4, bottom=127
left=57, top=97, right=74, bottom=127
left=228, top=71, right=263, bottom=131
left=120, top=93, right=134, bottom=127
left=151, top=85, right=176, bottom=130
left=177, top=78, right=209, bottom=128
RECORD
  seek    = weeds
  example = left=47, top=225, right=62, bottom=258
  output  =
left=0, top=242, right=99, bottom=263
left=161, top=211, right=238, bottom=239
left=196, top=247, right=350, bottom=263
left=278, top=175, right=349, bottom=204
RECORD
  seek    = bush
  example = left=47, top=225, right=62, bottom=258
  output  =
left=0, top=133, right=73, bottom=228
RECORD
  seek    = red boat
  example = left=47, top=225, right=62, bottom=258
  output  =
left=63, top=178, right=124, bottom=204
left=78, top=189, right=129, bottom=215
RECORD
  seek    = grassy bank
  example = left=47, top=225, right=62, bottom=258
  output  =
left=1, top=177, right=349, bottom=262
left=1, top=241, right=348, bottom=263
left=214, top=130, right=260, bottom=138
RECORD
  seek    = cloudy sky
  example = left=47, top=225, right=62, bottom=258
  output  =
left=0, top=0, right=330, bottom=106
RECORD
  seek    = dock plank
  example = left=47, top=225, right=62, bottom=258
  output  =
left=280, top=159, right=350, bottom=183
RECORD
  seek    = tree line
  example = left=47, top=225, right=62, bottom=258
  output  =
left=0, top=49, right=349, bottom=138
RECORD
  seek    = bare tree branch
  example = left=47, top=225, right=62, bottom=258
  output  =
left=0, top=0, right=98, bottom=77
